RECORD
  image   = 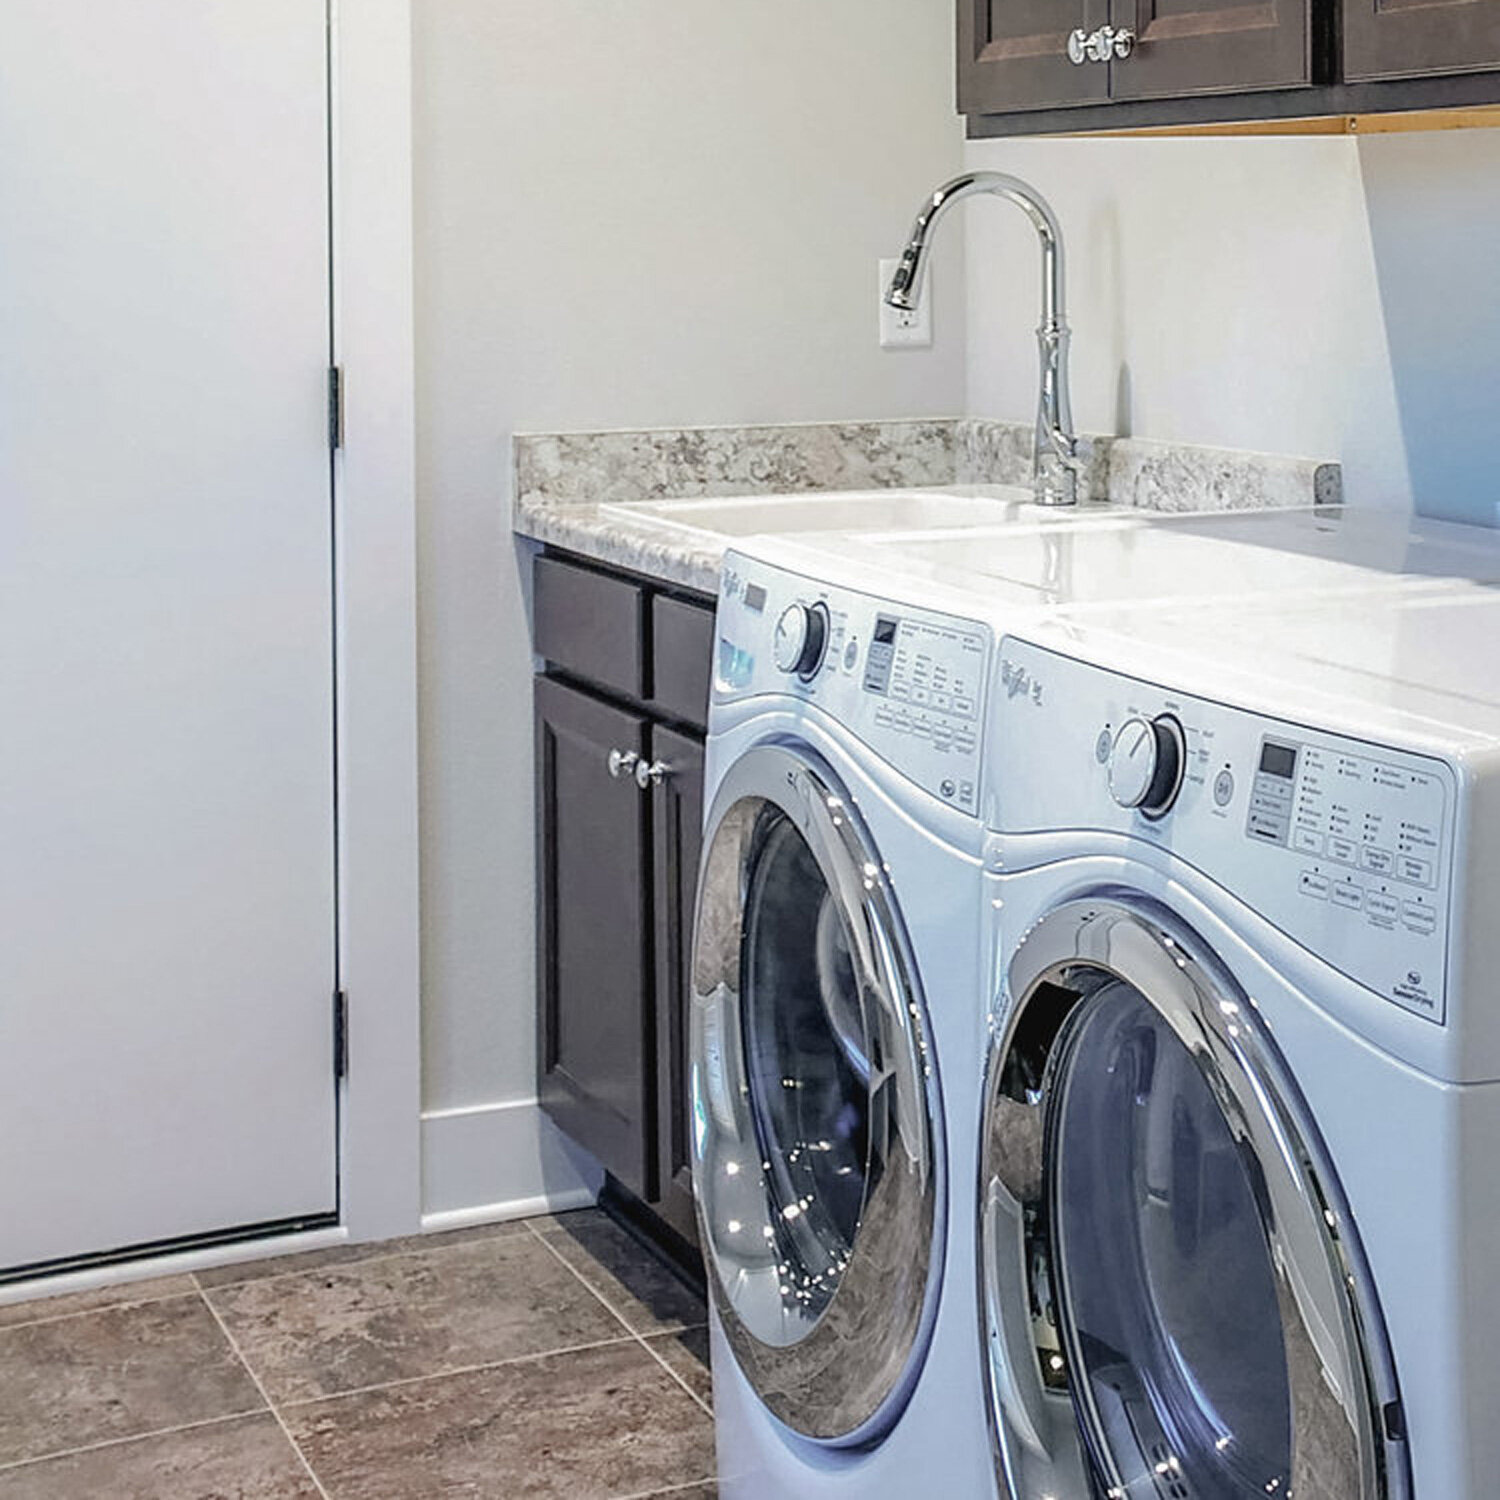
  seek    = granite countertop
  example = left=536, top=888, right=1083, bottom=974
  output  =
left=511, top=419, right=1341, bottom=594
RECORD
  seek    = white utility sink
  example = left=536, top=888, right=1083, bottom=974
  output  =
left=598, top=486, right=1103, bottom=539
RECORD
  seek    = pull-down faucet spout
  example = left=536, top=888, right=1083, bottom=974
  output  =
left=887, top=171, right=1087, bottom=506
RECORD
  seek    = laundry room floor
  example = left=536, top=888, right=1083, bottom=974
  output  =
left=0, top=1212, right=715, bottom=1499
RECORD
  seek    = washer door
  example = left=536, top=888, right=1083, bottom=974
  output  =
left=979, top=895, right=1411, bottom=1500
left=690, top=740, right=944, bottom=1445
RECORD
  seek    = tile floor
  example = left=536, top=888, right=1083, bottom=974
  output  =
left=0, top=1211, right=716, bottom=1499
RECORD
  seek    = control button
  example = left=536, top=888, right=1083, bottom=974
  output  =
left=933, top=691, right=953, bottom=713
left=844, top=639, right=859, bottom=670
left=960, top=781, right=975, bottom=804
left=955, top=697, right=976, bottom=719
left=1107, top=714, right=1187, bottom=819
left=933, top=722, right=954, bottom=746
left=874, top=707, right=895, bottom=729
left=1402, top=901, right=1437, bottom=935
left=1332, top=881, right=1363, bottom=911
left=1213, top=769, right=1235, bottom=807
left=773, top=601, right=830, bottom=680
left=940, top=779, right=957, bottom=799
left=1251, top=790, right=1291, bottom=815
left=1096, top=730, right=1113, bottom=765
left=1398, top=855, right=1433, bottom=886
left=1293, top=828, right=1324, bottom=855
left=1365, top=891, right=1400, bottom=924
left=891, top=682, right=911, bottom=701
left=1360, top=846, right=1393, bottom=875
left=912, top=686, right=931, bottom=706
left=1299, top=871, right=1330, bottom=900
left=1327, top=836, right=1357, bottom=865
left=1248, top=814, right=1287, bottom=844
left=955, top=730, right=977, bottom=754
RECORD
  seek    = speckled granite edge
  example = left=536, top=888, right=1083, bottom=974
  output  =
left=514, top=420, right=962, bottom=509
left=512, top=420, right=1340, bottom=590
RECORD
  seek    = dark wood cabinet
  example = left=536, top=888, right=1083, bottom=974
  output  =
left=535, top=676, right=652, bottom=1196
left=963, top=0, right=1500, bottom=131
left=649, top=725, right=705, bottom=1245
left=1344, top=0, right=1500, bottom=82
left=531, top=550, right=714, bottom=1252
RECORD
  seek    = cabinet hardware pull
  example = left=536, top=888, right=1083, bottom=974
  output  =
left=606, top=748, right=639, bottom=780
left=1067, top=24, right=1137, bottom=63
left=634, top=758, right=673, bottom=789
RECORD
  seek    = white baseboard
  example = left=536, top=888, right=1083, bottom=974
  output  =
left=419, top=1097, right=601, bottom=1227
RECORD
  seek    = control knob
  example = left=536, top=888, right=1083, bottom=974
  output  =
left=1107, top=714, right=1186, bottom=819
left=773, top=601, right=830, bottom=680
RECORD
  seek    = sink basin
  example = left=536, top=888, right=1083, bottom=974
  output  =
left=599, top=486, right=1091, bottom=539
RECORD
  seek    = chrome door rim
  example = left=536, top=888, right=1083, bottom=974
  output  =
left=690, top=739, right=944, bottom=1446
left=978, top=891, right=1411, bottom=1500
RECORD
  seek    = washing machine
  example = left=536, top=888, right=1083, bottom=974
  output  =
left=976, top=583, right=1500, bottom=1500
left=691, top=545, right=1001, bottom=1499
left=690, top=509, right=1500, bottom=1499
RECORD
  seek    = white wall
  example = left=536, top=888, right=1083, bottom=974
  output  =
left=964, top=128, right=1500, bottom=523
left=411, top=3, right=964, bottom=1208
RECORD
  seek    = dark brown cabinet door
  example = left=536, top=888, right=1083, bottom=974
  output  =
left=649, top=725, right=705, bottom=1247
left=960, top=0, right=1112, bottom=112
left=1109, top=0, right=1314, bottom=97
left=1344, top=0, right=1500, bottom=80
left=535, top=676, right=654, bottom=1198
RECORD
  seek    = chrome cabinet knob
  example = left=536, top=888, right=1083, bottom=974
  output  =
left=634, top=758, right=673, bottom=790
left=606, top=747, right=639, bottom=780
left=1067, top=24, right=1137, bottom=64
left=1067, top=27, right=1090, bottom=64
left=1102, top=24, right=1136, bottom=58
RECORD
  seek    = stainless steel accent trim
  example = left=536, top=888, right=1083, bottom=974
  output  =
left=634, top=757, right=673, bottom=789
left=978, top=893, right=1411, bottom=1500
left=690, top=740, right=945, bottom=1445
left=886, top=172, right=1087, bottom=506
left=606, top=747, right=639, bottom=780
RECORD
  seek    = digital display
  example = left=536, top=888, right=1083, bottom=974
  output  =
left=743, top=583, right=767, bottom=614
left=1259, top=742, right=1298, bottom=780
left=874, top=616, right=898, bottom=645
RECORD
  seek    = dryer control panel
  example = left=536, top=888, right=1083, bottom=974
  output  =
left=992, top=637, right=1457, bottom=1023
left=717, top=555, right=991, bottom=813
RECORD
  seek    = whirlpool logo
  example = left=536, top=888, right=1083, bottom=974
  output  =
left=1000, top=657, right=1045, bottom=706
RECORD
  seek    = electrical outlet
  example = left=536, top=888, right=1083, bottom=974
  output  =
left=878, top=258, right=932, bottom=349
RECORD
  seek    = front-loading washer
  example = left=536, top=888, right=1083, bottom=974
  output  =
left=976, top=583, right=1500, bottom=1500
left=691, top=546, right=1001, bottom=1499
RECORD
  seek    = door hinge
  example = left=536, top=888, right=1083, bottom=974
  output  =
left=333, top=989, right=349, bottom=1079
left=327, top=365, right=344, bottom=451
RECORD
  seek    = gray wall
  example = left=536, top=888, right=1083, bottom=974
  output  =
left=965, top=128, right=1500, bottom=523
left=412, top=4, right=965, bottom=1157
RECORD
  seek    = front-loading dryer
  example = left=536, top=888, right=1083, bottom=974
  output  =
left=976, top=584, right=1500, bottom=1500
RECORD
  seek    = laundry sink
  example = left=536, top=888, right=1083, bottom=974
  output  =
left=598, top=486, right=1104, bottom=539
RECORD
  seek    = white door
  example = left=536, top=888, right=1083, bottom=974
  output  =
left=0, top=2, right=337, bottom=1271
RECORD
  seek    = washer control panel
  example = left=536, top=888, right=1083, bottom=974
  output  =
left=992, top=637, right=1456, bottom=1023
left=718, top=555, right=990, bottom=812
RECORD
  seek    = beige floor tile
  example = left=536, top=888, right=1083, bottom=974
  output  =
left=208, top=1230, right=629, bottom=1404
left=0, top=1274, right=200, bottom=1332
left=535, top=1213, right=706, bottom=1336
left=195, top=1218, right=531, bottom=1290
left=0, top=1414, right=319, bottom=1499
left=0, top=1295, right=263, bottom=1468
left=646, top=1326, right=712, bottom=1409
left=285, top=1340, right=716, bottom=1500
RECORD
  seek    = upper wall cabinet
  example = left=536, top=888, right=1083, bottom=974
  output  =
left=1344, top=0, right=1500, bottom=82
left=963, top=0, right=1500, bottom=131
left=961, top=0, right=1314, bottom=112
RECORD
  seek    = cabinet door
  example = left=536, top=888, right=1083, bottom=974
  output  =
left=650, top=726, right=706, bottom=1246
left=535, top=677, right=653, bottom=1197
left=1344, top=0, right=1500, bottom=80
left=959, top=0, right=1112, bottom=113
left=1108, top=0, right=1314, bottom=98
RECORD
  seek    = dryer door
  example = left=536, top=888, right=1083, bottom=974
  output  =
left=690, top=740, right=944, bottom=1446
left=978, top=895, right=1411, bottom=1500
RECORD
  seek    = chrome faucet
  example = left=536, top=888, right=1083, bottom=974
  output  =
left=887, top=171, right=1087, bottom=506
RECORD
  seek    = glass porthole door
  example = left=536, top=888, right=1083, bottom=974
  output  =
left=978, top=896, right=1412, bottom=1500
left=689, top=741, right=944, bottom=1445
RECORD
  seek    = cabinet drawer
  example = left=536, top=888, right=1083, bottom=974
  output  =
left=533, top=554, right=644, bottom=697
left=651, top=594, right=714, bottom=730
